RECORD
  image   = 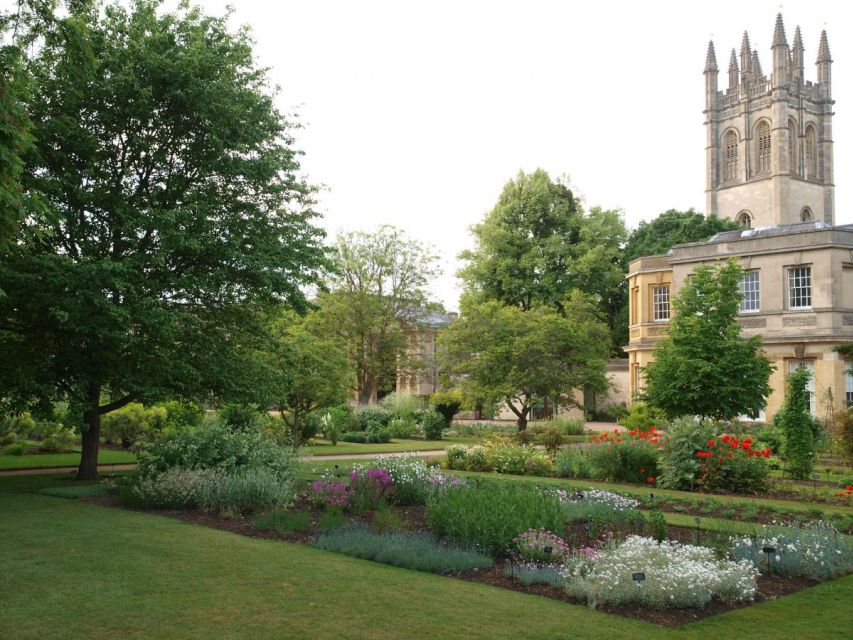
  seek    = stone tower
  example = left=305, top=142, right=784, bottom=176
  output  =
left=704, top=14, right=835, bottom=228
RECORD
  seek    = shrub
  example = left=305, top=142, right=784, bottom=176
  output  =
left=564, top=536, right=758, bottom=609
left=137, top=420, right=297, bottom=481
left=218, top=403, right=263, bottom=431
left=366, top=429, right=391, bottom=444
left=426, top=480, right=566, bottom=555
left=430, top=389, right=463, bottom=427
left=127, top=467, right=224, bottom=509
left=533, top=425, right=565, bottom=456
left=444, top=442, right=552, bottom=476
left=834, top=408, right=853, bottom=466
left=618, top=402, right=667, bottom=431
left=4, top=441, right=29, bottom=455
left=355, top=405, right=392, bottom=431
left=755, top=422, right=785, bottom=455
left=157, top=400, right=204, bottom=429
left=379, top=392, right=426, bottom=418
left=341, top=431, right=368, bottom=443
left=658, top=417, right=769, bottom=493
left=541, top=417, right=586, bottom=436
left=199, top=468, right=295, bottom=514
left=0, top=413, right=37, bottom=439
left=731, top=520, right=853, bottom=581
left=648, top=509, right=668, bottom=542
left=586, top=427, right=662, bottom=484
left=318, top=508, right=347, bottom=532
left=359, top=455, right=442, bottom=506
left=554, top=447, right=594, bottom=479
left=319, top=406, right=353, bottom=445
left=387, top=415, right=417, bottom=439
left=592, top=403, right=629, bottom=423
left=512, top=528, right=569, bottom=564
left=420, top=411, right=446, bottom=440
left=102, top=403, right=169, bottom=448
left=36, top=422, right=76, bottom=452
left=314, top=525, right=493, bottom=574
left=776, top=368, right=817, bottom=480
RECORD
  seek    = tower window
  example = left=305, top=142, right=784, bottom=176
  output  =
left=801, top=207, right=813, bottom=222
left=805, top=125, right=817, bottom=179
left=788, top=120, right=797, bottom=176
left=724, top=130, right=738, bottom=181
left=739, top=270, right=760, bottom=313
left=756, top=121, right=771, bottom=174
left=652, top=285, right=670, bottom=322
left=736, top=210, right=752, bottom=228
left=787, top=266, right=812, bottom=309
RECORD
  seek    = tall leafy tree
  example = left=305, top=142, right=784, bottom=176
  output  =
left=0, top=0, right=328, bottom=478
left=314, top=225, right=440, bottom=404
left=459, top=169, right=627, bottom=353
left=776, top=367, right=816, bottom=480
left=624, top=209, right=743, bottom=263
left=642, top=259, right=773, bottom=420
left=439, top=294, right=610, bottom=430
left=262, top=311, right=350, bottom=447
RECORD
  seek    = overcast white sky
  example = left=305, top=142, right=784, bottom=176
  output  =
left=132, top=2, right=853, bottom=307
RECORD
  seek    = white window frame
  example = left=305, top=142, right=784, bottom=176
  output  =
left=845, top=366, right=853, bottom=407
left=787, top=266, right=812, bottom=310
left=739, top=270, right=760, bottom=313
left=652, top=285, right=670, bottom=322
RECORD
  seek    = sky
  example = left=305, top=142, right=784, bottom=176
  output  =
left=124, top=1, right=853, bottom=308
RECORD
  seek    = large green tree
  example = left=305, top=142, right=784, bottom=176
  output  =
left=439, top=294, right=610, bottom=430
left=624, top=209, right=743, bottom=263
left=459, top=169, right=627, bottom=354
left=314, top=225, right=440, bottom=404
left=262, top=311, right=350, bottom=447
left=0, top=0, right=328, bottom=478
left=642, top=259, right=773, bottom=420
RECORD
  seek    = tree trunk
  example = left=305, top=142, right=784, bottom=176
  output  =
left=517, top=410, right=528, bottom=431
left=78, top=383, right=101, bottom=480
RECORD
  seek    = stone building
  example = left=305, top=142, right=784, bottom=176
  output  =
left=625, top=14, right=853, bottom=420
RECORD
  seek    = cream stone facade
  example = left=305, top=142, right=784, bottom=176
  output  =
left=626, top=15, right=853, bottom=421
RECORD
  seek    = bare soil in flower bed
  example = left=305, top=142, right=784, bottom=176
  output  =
left=457, top=560, right=816, bottom=628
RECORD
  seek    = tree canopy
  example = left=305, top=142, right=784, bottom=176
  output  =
left=439, top=295, right=610, bottom=430
left=313, top=225, right=441, bottom=404
left=642, top=259, right=773, bottom=420
left=458, top=168, right=628, bottom=353
left=262, top=310, right=351, bottom=447
left=624, top=209, right=743, bottom=263
left=0, top=0, right=328, bottom=478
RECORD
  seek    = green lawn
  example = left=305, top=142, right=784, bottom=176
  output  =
left=0, top=448, right=137, bottom=471
left=304, top=436, right=477, bottom=456
left=1, top=474, right=851, bottom=639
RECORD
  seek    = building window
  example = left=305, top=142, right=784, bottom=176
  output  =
left=652, top=285, right=670, bottom=322
left=633, top=364, right=643, bottom=398
left=787, top=266, right=812, bottom=309
left=788, top=361, right=816, bottom=414
left=739, top=270, right=760, bottom=312
left=736, top=210, right=752, bottom=228
left=805, top=125, right=817, bottom=179
left=756, top=121, right=771, bottom=174
left=788, top=120, right=798, bottom=176
left=724, top=130, right=738, bottom=181
left=801, top=207, right=813, bottom=222
left=846, top=367, right=853, bottom=407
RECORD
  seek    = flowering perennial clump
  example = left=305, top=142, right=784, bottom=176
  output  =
left=691, top=434, right=771, bottom=493
left=554, top=488, right=641, bottom=512
left=731, top=520, right=853, bottom=581
left=355, top=455, right=444, bottom=505
left=310, top=480, right=350, bottom=509
left=564, top=536, right=758, bottom=609
left=586, top=427, right=665, bottom=484
left=512, top=528, right=570, bottom=564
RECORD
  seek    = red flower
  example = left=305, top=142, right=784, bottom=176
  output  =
left=718, top=457, right=724, bottom=462
left=646, top=476, right=655, bottom=484
left=727, top=452, right=733, bottom=459
left=707, top=440, right=716, bottom=448
left=721, top=434, right=730, bottom=443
